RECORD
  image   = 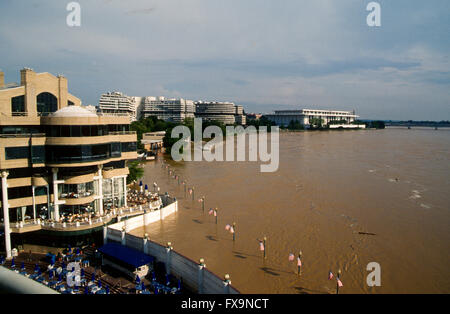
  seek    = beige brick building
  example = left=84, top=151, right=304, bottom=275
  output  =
left=0, top=68, right=137, bottom=257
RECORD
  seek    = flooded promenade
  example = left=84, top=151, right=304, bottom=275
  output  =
left=130, top=128, right=450, bottom=293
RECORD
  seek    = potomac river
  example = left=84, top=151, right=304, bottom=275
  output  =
left=130, top=128, right=450, bottom=293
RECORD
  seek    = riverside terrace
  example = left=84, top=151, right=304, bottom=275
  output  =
left=0, top=244, right=188, bottom=294
left=0, top=186, right=165, bottom=235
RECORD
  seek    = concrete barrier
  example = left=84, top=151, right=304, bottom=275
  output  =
left=105, top=198, right=239, bottom=294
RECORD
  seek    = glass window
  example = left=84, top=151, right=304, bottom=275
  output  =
left=36, top=92, right=58, bottom=114
left=111, top=142, right=121, bottom=157
left=71, top=125, right=81, bottom=137
left=11, top=95, right=25, bottom=114
left=5, top=146, right=29, bottom=159
left=61, top=126, right=70, bottom=137
left=121, top=142, right=137, bottom=152
left=31, top=146, right=46, bottom=163
left=82, top=126, right=90, bottom=137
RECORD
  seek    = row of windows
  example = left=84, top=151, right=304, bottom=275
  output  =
left=0, top=124, right=130, bottom=136
left=7, top=186, right=47, bottom=200
left=5, top=146, right=45, bottom=163
left=44, top=124, right=130, bottom=137
left=4, top=142, right=136, bottom=163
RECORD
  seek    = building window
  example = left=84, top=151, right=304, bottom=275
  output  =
left=37, top=92, right=57, bottom=114
left=121, top=142, right=137, bottom=152
left=5, top=146, right=29, bottom=159
left=31, top=146, right=46, bottom=163
left=11, top=95, right=25, bottom=115
left=111, top=142, right=121, bottom=157
left=68, top=100, right=74, bottom=106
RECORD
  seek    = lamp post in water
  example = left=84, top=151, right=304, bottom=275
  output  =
left=336, top=269, right=342, bottom=294
left=297, top=251, right=302, bottom=275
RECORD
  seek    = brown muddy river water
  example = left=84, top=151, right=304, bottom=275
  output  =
left=130, top=128, right=450, bottom=293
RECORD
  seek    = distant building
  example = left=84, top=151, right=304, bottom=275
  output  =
left=141, top=131, right=165, bottom=151
left=195, top=101, right=246, bottom=125
left=141, top=96, right=195, bottom=123
left=265, top=109, right=359, bottom=127
left=246, top=113, right=263, bottom=121
left=98, top=92, right=142, bottom=122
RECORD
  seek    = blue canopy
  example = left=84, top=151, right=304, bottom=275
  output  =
left=99, top=242, right=154, bottom=268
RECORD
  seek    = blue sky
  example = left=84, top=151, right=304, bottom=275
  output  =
left=0, top=0, right=449, bottom=120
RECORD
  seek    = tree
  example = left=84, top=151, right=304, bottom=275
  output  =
left=127, top=161, right=144, bottom=184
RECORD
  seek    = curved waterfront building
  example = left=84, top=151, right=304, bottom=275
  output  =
left=195, top=101, right=246, bottom=125
left=0, top=68, right=137, bottom=256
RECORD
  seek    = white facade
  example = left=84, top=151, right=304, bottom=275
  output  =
left=142, top=96, right=195, bottom=123
left=98, top=92, right=139, bottom=121
left=195, top=101, right=246, bottom=125
left=266, top=109, right=359, bottom=127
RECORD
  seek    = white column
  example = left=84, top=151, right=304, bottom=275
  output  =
left=1, top=171, right=11, bottom=259
left=111, top=177, right=115, bottom=208
left=46, top=184, right=50, bottom=211
left=32, top=185, right=36, bottom=222
left=98, top=165, right=104, bottom=216
left=123, top=176, right=127, bottom=208
left=52, top=168, right=60, bottom=222
left=103, top=224, right=108, bottom=245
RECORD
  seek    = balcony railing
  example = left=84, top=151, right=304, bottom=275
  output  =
left=108, top=131, right=136, bottom=135
left=0, top=133, right=46, bottom=138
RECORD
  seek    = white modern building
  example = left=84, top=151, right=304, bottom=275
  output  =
left=141, top=96, right=195, bottom=123
left=98, top=92, right=143, bottom=122
left=266, top=109, right=359, bottom=127
left=195, top=101, right=246, bottom=125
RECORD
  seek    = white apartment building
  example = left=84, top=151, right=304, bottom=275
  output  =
left=141, top=96, right=195, bottom=123
left=98, top=92, right=141, bottom=121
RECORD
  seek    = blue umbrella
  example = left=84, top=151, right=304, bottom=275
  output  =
left=105, top=286, right=110, bottom=294
left=21, top=262, right=25, bottom=270
left=91, top=273, right=95, bottom=282
left=84, top=286, right=89, bottom=294
left=11, top=258, right=15, bottom=268
left=34, top=264, right=39, bottom=272
left=97, top=280, right=102, bottom=288
left=139, top=181, right=143, bottom=186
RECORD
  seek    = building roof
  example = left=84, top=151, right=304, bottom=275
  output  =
left=98, top=242, right=154, bottom=268
left=51, top=105, right=98, bottom=118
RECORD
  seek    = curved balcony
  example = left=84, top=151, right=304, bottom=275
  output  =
left=60, top=194, right=96, bottom=206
